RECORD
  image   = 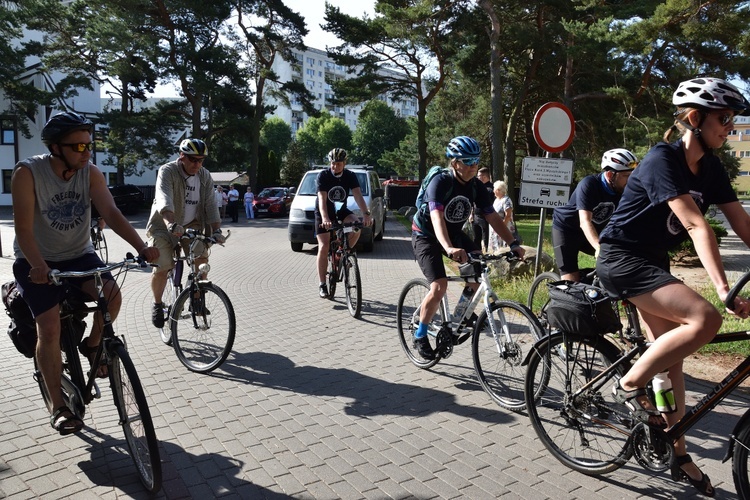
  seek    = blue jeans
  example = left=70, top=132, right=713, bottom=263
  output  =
left=245, top=202, right=254, bottom=219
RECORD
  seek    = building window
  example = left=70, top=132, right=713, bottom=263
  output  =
left=2, top=169, right=11, bottom=194
left=1, top=119, right=16, bottom=145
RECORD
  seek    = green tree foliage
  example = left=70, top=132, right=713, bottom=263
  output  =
left=351, top=100, right=409, bottom=173
left=280, top=140, right=308, bottom=188
left=323, top=0, right=464, bottom=179
left=295, top=111, right=352, bottom=165
left=260, top=117, right=293, bottom=159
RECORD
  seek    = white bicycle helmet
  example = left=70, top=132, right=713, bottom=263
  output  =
left=601, top=148, right=638, bottom=172
left=673, top=77, right=750, bottom=116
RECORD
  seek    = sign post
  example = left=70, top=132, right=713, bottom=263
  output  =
left=525, top=102, right=575, bottom=275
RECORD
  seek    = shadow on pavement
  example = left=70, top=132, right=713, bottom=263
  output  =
left=213, top=350, right=514, bottom=425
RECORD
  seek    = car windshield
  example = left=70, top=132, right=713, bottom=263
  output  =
left=259, top=188, right=284, bottom=198
left=297, top=171, right=369, bottom=196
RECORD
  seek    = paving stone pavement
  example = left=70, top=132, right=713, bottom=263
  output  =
left=0, top=207, right=749, bottom=499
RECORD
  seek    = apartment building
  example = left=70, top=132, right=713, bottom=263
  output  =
left=269, top=46, right=418, bottom=134
left=728, top=115, right=750, bottom=195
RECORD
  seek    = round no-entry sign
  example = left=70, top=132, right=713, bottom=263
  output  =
left=532, top=102, right=575, bottom=153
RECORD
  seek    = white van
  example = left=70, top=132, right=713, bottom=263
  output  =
left=288, top=166, right=385, bottom=252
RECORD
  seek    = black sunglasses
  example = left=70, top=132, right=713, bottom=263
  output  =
left=716, top=113, right=735, bottom=126
left=60, top=142, right=95, bottom=152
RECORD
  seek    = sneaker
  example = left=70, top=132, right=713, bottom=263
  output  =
left=319, top=283, right=328, bottom=299
left=152, top=302, right=165, bottom=328
left=413, top=336, right=435, bottom=360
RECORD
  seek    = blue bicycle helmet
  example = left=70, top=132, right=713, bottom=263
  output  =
left=446, top=136, right=481, bottom=159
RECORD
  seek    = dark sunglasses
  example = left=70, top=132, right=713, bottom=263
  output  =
left=184, top=156, right=206, bottom=164
left=61, top=142, right=95, bottom=152
left=716, top=113, right=735, bottom=126
left=458, top=157, right=480, bottom=166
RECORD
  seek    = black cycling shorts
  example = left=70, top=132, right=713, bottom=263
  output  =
left=314, top=207, right=354, bottom=236
left=412, top=230, right=478, bottom=283
left=596, top=242, right=679, bottom=299
left=552, top=227, right=595, bottom=275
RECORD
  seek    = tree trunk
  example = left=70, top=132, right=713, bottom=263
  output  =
left=479, top=0, right=504, bottom=183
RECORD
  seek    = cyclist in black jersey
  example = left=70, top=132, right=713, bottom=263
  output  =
left=597, top=78, right=750, bottom=496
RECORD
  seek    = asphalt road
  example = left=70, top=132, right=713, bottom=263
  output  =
left=0, top=208, right=749, bottom=499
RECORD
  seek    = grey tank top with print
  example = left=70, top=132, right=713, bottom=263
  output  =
left=13, top=154, right=94, bottom=261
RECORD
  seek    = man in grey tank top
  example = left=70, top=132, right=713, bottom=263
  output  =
left=11, top=112, right=159, bottom=436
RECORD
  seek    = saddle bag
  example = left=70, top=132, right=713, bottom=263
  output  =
left=545, top=280, right=621, bottom=337
left=2, top=281, right=37, bottom=358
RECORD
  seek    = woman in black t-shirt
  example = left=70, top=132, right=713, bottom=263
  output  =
left=597, top=78, right=750, bottom=495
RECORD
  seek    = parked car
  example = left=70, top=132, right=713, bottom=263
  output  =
left=288, top=166, right=385, bottom=252
left=108, top=184, right=144, bottom=214
left=253, top=187, right=295, bottom=217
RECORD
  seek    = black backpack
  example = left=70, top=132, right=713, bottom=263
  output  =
left=2, top=281, right=37, bottom=358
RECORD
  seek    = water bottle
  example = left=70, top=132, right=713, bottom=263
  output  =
left=652, top=372, right=677, bottom=414
left=453, top=288, right=473, bottom=323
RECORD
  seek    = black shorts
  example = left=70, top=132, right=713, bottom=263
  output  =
left=596, top=242, right=679, bottom=299
left=13, top=252, right=111, bottom=317
left=552, top=227, right=595, bottom=275
left=412, top=230, right=478, bottom=283
left=314, top=208, right=354, bottom=236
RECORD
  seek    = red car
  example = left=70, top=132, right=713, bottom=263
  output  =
left=253, top=187, right=295, bottom=217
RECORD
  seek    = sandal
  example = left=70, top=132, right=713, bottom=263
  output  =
left=50, top=405, right=83, bottom=435
left=612, top=379, right=667, bottom=429
left=79, top=339, right=107, bottom=379
left=671, top=454, right=715, bottom=497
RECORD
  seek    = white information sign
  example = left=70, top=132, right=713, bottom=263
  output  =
left=519, top=182, right=570, bottom=208
left=521, top=157, right=574, bottom=184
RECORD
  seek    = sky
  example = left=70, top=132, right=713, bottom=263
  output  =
left=109, top=0, right=377, bottom=98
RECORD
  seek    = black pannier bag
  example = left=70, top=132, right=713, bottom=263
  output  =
left=2, top=281, right=37, bottom=358
left=545, top=280, right=622, bottom=337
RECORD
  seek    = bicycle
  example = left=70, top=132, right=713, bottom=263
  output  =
left=397, top=252, right=545, bottom=411
left=326, top=221, right=363, bottom=318
left=157, top=228, right=235, bottom=373
left=523, top=268, right=750, bottom=496
left=90, top=217, right=107, bottom=263
left=32, top=254, right=161, bottom=492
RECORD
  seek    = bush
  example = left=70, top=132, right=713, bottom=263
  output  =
left=669, top=217, right=728, bottom=262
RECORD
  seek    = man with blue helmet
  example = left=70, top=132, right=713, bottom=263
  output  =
left=410, top=136, right=524, bottom=359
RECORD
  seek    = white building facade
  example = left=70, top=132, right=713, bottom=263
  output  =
left=269, top=46, right=417, bottom=134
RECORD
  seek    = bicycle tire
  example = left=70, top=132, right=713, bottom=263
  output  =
left=471, top=300, right=544, bottom=411
left=109, top=343, right=162, bottom=493
left=396, top=278, right=447, bottom=369
left=525, top=331, right=633, bottom=475
left=159, top=270, right=180, bottom=346
left=732, top=414, right=750, bottom=497
left=171, top=283, right=235, bottom=373
left=344, top=253, right=362, bottom=318
left=527, top=271, right=560, bottom=325
left=94, top=228, right=108, bottom=263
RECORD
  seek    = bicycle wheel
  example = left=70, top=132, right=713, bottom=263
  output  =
left=471, top=300, right=544, bottom=411
left=732, top=415, right=750, bottom=497
left=159, top=270, right=180, bottom=346
left=396, top=278, right=447, bottom=369
left=527, top=271, right=560, bottom=325
left=108, top=343, right=161, bottom=493
left=171, top=283, right=235, bottom=373
left=525, top=331, right=633, bottom=475
left=96, top=229, right=108, bottom=263
left=344, top=253, right=362, bottom=318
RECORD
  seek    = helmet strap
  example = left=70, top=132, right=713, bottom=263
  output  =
left=677, top=113, right=713, bottom=156
left=50, top=148, right=79, bottom=180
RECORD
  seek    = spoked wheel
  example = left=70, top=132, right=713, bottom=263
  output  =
left=471, top=300, right=544, bottom=411
left=159, top=271, right=181, bottom=346
left=396, top=278, right=447, bottom=369
left=171, top=283, right=235, bottom=373
left=93, top=228, right=108, bottom=263
left=732, top=417, right=750, bottom=497
left=34, top=356, right=87, bottom=421
left=525, top=331, right=633, bottom=475
left=527, top=271, right=560, bottom=327
left=344, top=253, right=362, bottom=318
left=108, top=343, right=161, bottom=493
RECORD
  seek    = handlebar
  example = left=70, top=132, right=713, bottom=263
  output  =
left=450, top=251, right=521, bottom=263
left=725, top=270, right=750, bottom=310
left=48, top=253, right=142, bottom=285
left=180, top=228, right=231, bottom=245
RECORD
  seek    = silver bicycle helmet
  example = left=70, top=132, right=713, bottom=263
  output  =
left=673, top=78, right=750, bottom=116
left=327, top=148, right=348, bottom=163
left=179, top=138, right=208, bottom=156
left=601, top=148, right=638, bottom=172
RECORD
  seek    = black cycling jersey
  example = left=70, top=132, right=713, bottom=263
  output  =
left=599, top=140, right=736, bottom=259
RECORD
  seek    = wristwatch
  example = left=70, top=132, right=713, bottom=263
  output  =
left=364, top=211, right=371, bottom=216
